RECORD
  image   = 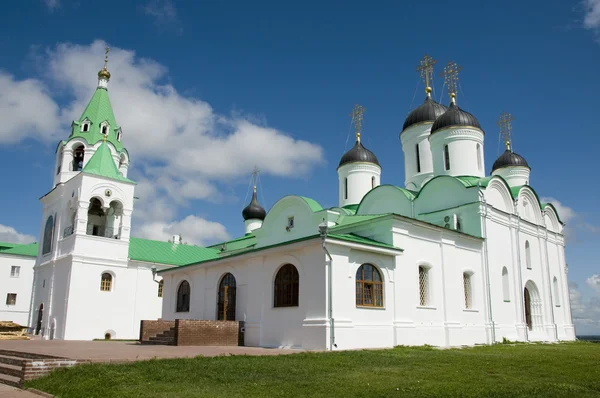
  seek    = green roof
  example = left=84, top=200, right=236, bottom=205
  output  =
left=82, top=141, right=134, bottom=183
left=332, top=214, right=390, bottom=229
left=0, top=242, right=38, bottom=257
left=128, top=238, right=219, bottom=266
left=328, top=233, right=402, bottom=251
left=299, top=196, right=323, bottom=212
left=207, top=234, right=257, bottom=253
left=70, top=87, right=124, bottom=151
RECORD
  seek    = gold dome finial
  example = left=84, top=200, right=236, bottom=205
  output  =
left=350, top=104, right=365, bottom=143
left=417, top=54, right=437, bottom=98
left=441, top=61, right=462, bottom=104
left=98, top=47, right=111, bottom=80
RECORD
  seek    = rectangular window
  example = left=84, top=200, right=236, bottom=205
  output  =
left=287, top=216, right=294, bottom=229
left=444, top=145, right=450, bottom=171
left=6, top=294, right=17, bottom=305
left=344, top=178, right=348, bottom=199
left=10, top=266, right=20, bottom=278
left=416, top=144, right=421, bottom=173
left=419, top=266, right=429, bottom=306
left=463, top=273, right=473, bottom=309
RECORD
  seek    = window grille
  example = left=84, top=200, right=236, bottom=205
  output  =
left=158, top=280, right=164, bottom=298
left=6, top=293, right=17, bottom=305
left=100, top=273, right=112, bottom=292
left=274, top=264, right=299, bottom=307
left=10, top=266, right=20, bottom=278
left=176, top=280, right=190, bottom=312
left=356, top=264, right=383, bottom=307
left=463, top=272, right=473, bottom=309
left=419, top=266, right=429, bottom=306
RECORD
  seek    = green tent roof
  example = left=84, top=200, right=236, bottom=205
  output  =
left=70, top=87, right=124, bottom=151
left=82, top=141, right=134, bottom=183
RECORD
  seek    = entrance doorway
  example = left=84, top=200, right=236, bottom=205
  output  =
left=217, top=273, right=236, bottom=321
left=524, top=288, right=532, bottom=330
left=35, top=303, right=44, bottom=335
left=524, top=281, right=543, bottom=332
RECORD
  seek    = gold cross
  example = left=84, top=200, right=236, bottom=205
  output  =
left=416, top=54, right=437, bottom=96
left=497, top=112, right=514, bottom=150
left=104, top=47, right=110, bottom=68
left=251, top=166, right=260, bottom=191
left=441, top=61, right=462, bottom=102
left=350, top=104, right=365, bottom=142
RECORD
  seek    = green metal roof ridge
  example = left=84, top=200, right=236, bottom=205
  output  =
left=299, top=196, right=323, bottom=212
left=0, top=242, right=39, bottom=257
left=328, top=233, right=403, bottom=251
left=355, top=185, right=415, bottom=214
left=128, top=237, right=219, bottom=266
left=82, top=141, right=134, bottom=183
left=541, top=202, right=564, bottom=225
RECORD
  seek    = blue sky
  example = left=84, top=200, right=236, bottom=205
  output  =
left=0, top=0, right=599, bottom=333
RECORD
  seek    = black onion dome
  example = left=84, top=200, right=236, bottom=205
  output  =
left=402, top=96, right=448, bottom=131
left=338, top=139, right=380, bottom=168
left=431, top=102, right=482, bottom=133
left=242, top=189, right=266, bottom=221
left=492, top=149, right=530, bottom=172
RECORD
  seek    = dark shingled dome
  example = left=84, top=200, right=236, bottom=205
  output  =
left=338, top=139, right=380, bottom=168
left=431, top=102, right=482, bottom=133
left=492, top=149, right=530, bottom=172
left=242, top=189, right=267, bottom=221
left=402, top=96, right=448, bottom=131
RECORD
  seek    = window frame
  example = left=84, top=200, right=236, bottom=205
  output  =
left=355, top=264, right=384, bottom=308
left=274, top=264, right=300, bottom=308
left=502, top=267, right=510, bottom=302
left=418, top=265, right=431, bottom=307
left=100, top=272, right=113, bottom=292
left=444, top=144, right=450, bottom=171
left=463, top=271, right=474, bottom=309
left=6, top=293, right=17, bottom=306
left=525, top=241, right=532, bottom=269
left=42, top=216, right=54, bottom=255
left=10, top=266, right=20, bottom=278
left=416, top=143, right=421, bottom=173
left=158, top=280, right=164, bottom=298
left=176, top=280, right=191, bottom=313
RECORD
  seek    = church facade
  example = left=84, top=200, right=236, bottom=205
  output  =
left=157, top=60, right=574, bottom=349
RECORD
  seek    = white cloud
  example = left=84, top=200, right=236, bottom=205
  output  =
left=583, top=0, right=600, bottom=30
left=42, top=0, right=60, bottom=11
left=541, top=197, right=599, bottom=242
left=587, top=274, right=600, bottom=294
left=2, top=40, right=324, bottom=244
left=0, top=224, right=36, bottom=244
left=136, top=215, right=230, bottom=246
left=570, top=281, right=600, bottom=334
left=141, top=0, right=182, bottom=33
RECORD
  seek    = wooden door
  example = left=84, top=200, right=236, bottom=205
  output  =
left=524, top=287, right=532, bottom=330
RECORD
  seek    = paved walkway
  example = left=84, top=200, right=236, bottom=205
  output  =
left=0, top=340, right=302, bottom=363
left=0, top=384, right=41, bottom=398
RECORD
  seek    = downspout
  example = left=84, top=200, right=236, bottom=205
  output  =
left=319, top=223, right=336, bottom=350
left=478, top=182, right=495, bottom=345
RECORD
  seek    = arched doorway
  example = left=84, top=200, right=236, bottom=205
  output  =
left=35, top=303, right=44, bottom=335
left=524, top=281, right=543, bottom=332
left=217, top=273, right=236, bottom=321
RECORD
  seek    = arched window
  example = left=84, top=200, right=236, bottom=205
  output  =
left=116, top=129, right=122, bottom=141
left=217, top=274, right=236, bottom=320
left=418, top=265, right=430, bottom=306
left=356, top=264, right=383, bottom=307
left=416, top=143, right=421, bottom=173
left=553, top=277, right=560, bottom=306
left=502, top=267, right=510, bottom=302
left=371, top=176, right=376, bottom=189
left=82, top=122, right=89, bottom=132
left=73, top=145, right=85, bottom=171
left=176, top=280, right=190, bottom=312
left=274, top=264, right=299, bottom=307
left=444, top=145, right=450, bottom=171
left=476, top=144, right=482, bottom=171
left=463, top=272, right=473, bottom=309
left=344, top=178, right=348, bottom=199
left=100, top=273, right=112, bottom=292
left=101, top=123, right=109, bottom=136
left=158, top=280, right=164, bottom=298
left=525, top=241, right=532, bottom=269
left=42, top=216, right=54, bottom=255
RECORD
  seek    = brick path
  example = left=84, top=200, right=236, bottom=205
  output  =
left=0, top=384, right=42, bottom=398
left=0, top=340, right=302, bottom=363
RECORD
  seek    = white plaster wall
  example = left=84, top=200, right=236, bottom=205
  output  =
left=0, top=254, right=35, bottom=325
left=430, top=128, right=485, bottom=178
left=400, top=123, right=434, bottom=189
left=492, top=167, right=530, bottom=188
left=337, top=163, right=381, bottom=207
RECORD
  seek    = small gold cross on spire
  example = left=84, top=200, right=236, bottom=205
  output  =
left=441, top=61, right=462, bottom=104
left=416, top=54, right=437, bottom=97
left=350, top=104, right=365, bottom=143
left=497, top=112, right=514, bottom=151
left=104, top=47, right=110, bottom=69
left=251, top=166, right=260, bottom=191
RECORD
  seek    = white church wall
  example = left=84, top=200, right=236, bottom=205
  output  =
left=0, top=254, right=35, bottom=325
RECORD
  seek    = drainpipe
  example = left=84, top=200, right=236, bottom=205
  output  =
left=319, top=223, right=336, bottom=351
left=477, top=183, right=495, bottom=345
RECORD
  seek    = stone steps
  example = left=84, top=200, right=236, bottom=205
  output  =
left=0, top=372, right=21, bottom=388
left=0, top=353, right=24, bottom=386
left=142, top=326, right=176, bottom=345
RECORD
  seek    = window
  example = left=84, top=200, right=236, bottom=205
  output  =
left=356, top=264, right=383, bottom=307
left=416, top=143, right=421, bottom=173
left=344, top=178, right=348, bottom=199
left=287, top=216, right=294, bottom=230
left=463, top=272, right=473, bottom=309
left=502, top=267, right=510, bottom=302
left=116, top=129, right=122, bottom=141
left=73, top=145, right=85, bottom=171
left=6, top=294, right=16, bottom=305
left=456, top=218, right=462, bottom=232
left=476, top=144, right=482, bottom=171
left=81, top=123, right=89, bottom=132
left=10, top=266, right=20, bottom=278
left=274, top=264, right=299, bottom=307
left=101, top=124, right=109, bottom=135
left=42, top=216, right=54, bottom=255
left=158, top=280, right=164, bottom=298
left=525, top=241, right=532, bottom=269
left=100, top=273, right=112, bottom=292
left=553, top=277, right=560, bottom=306
left=418, top=266, right=430, bottom=306
left=444, top=145, right=450, bottom=170
left=176, top=280, right=190, bottom=312
left=217, top=274, right=236, bottom=320
left=371, top=176, right=375, bottom=189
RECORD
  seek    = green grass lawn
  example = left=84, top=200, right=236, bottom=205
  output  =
left=27, top=342, right=600, bottom=397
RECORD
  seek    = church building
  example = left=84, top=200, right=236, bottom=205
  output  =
left=156, top=57, right=575, bottom=349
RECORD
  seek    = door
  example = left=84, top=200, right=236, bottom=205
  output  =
left=524, top=287, right=532, bottom=330
left=35, top=303, right=44, bottom=335
left=217, top=273, right=236, bottom=321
